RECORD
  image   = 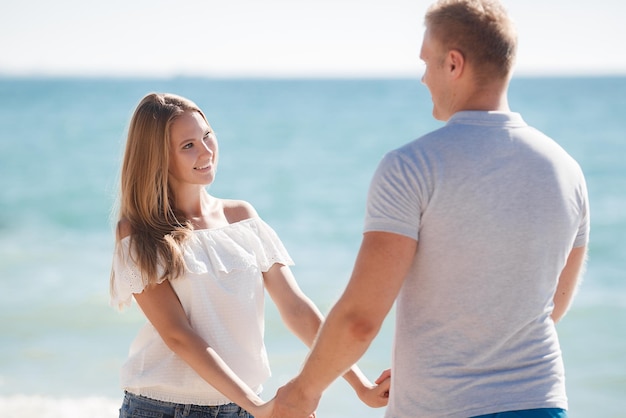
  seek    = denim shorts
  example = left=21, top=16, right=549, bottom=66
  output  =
left=119, top=391, right=253, bottom=418
left=472, top=408, right=567, bottom=418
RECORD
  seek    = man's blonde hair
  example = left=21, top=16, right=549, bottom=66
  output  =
left=425, top=0, right=517, bottom=82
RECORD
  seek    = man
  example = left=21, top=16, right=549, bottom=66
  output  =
left=270, top=0, right=589, bottom=417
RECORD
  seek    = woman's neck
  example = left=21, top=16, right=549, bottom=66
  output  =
left=174, top=189, right=228, bottom=230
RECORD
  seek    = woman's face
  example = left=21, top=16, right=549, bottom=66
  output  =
left=168, top=110, right=218, bottom=188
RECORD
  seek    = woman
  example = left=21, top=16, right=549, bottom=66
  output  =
left=109, top=93, right=390, bottom=418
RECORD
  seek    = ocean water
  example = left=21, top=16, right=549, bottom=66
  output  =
left=0, top=77, right=624, bottom=417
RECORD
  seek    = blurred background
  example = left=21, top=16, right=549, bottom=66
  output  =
left=1, top=1, right=624, bottom=417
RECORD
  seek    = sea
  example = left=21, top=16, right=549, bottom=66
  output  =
left=0, top=76, right=624, bottom=418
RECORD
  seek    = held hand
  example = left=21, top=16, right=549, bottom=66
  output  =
left=356, top=368, right=391, bottom=408
left=248, top=399, right=274, bottom=418
left=250, top=399, right=317, bottom=418
left=270, top=377, right=320, bottom=418
left=357, top=371, right=391, bottom=408
left=375, top=368, right=391, bottom=385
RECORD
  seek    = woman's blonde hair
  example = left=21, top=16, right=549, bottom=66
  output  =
left=114, top=92, right=209, bottom=285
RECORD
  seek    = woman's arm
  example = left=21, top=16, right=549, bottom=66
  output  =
left=552, top=245, right=587, bottom=323
left=263, top=264, right=390, bottom=407
left=133, top=280, right=272, bottom=417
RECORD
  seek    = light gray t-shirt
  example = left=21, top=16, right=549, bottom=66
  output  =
left=365, top=111, right=589, bottom=418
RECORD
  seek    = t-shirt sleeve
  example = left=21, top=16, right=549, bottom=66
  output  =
left=364, top=151, right=422, bottom=240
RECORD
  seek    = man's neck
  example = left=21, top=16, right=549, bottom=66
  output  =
left=457, top=80, right=510, bottom=113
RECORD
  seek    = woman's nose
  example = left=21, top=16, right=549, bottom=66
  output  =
left=200, top=141, right=213, bottom=155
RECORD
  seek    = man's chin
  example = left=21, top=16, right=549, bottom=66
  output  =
left=432, top=108, right=445, bottom=122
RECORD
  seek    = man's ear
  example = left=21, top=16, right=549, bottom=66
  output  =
left=447, top=49, right=465, bottom=79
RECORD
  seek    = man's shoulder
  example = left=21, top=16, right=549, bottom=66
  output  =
left=389, top=124, right=454, bottom=158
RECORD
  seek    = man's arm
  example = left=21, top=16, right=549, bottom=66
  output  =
left=552, top=245, right=587, bottom=323
left=270, top=231, right=417, bottom=418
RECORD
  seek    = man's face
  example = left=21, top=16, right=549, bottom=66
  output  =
left=419, top=28, right=452, bottom=121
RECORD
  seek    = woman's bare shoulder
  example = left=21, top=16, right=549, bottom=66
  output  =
left=221, top=199, right=259, bottom=224
left=116, top=218, right=133, bottom=240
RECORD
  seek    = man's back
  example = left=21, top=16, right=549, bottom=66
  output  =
left=364, top=111, right=589, bottom=417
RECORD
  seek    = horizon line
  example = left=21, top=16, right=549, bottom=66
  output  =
left=1, top=71, right=625, bottom=80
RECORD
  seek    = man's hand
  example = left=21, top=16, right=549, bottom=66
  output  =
left=271, top=377, right=320, bottom=418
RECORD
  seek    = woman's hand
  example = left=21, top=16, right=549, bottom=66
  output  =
left=251, top=397, right=316, bottom=418
left=357, top=368, right=391, bottom=408
left=375, top=368, right=391, bottom=386
left=247, top=399, right=274, bottom=418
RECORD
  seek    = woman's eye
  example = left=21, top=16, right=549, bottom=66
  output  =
left=182, top=143, right=193, bottom=149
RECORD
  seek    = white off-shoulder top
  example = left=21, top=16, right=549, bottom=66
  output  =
left=110, top=217, right=294, bottom=406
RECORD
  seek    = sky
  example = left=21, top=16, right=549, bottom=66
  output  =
left=1, top=0, right=624, bottom=78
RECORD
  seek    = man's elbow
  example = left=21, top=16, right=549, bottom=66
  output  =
left=344, top=313, right=382, bottom=342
